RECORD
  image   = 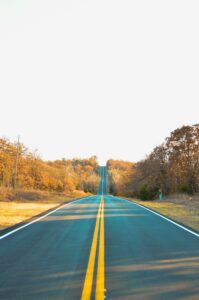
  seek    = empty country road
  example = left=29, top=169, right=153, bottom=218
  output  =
left=0, top=167, right=199, bottom=299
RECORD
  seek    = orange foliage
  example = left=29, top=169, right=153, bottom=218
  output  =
left=0, top=138, right=100, bottom=194
left=107, top=159, right=135, bottom=196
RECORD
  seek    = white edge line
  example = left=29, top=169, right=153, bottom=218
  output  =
left=0, top=196, right=94, bottom=240
left=119, top=197, right=199, bottom=238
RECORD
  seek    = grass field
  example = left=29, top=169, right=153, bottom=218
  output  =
left=0, top=189, right=90, bottom=231
left=0, top=202, right=57, bottom=230
left=127, top=197, right=199, bottom=232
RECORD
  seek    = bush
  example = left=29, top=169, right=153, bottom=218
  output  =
left=179, top=184, right=193, bottom=195
left=138, top=185, right=158, bottom=200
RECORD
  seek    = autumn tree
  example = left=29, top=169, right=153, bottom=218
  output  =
left=107, top=124, right=199, bottom=200
left=165, top=124, right=199, bottom=194
left=107, top=159, right=135, bottom=196
left=0, top=138, right=100, bottom=194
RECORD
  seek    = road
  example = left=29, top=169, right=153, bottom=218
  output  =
left=0, top=167, right=199, bottom=299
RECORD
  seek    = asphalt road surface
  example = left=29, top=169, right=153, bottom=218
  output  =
left=0, top=167, right=199, bottom=299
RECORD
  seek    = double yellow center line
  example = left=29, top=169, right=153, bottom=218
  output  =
left=81, top=196, right=105, bottom=300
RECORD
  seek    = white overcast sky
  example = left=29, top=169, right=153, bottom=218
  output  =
left=0, top=0, right=198, bottom=165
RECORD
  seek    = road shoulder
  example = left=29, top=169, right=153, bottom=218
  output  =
left=124, top=197, right=199, bottom=233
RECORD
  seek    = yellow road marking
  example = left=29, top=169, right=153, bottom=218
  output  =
left=81, top=199, right=102, bottom=300
left=96, top=196, right=105, bottom=300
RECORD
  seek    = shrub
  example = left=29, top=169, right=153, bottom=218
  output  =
left=138, top=184, right=158, bottom=200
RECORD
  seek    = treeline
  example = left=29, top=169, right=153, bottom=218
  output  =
left=107, top=124, right=199, bottom=200
left=107, top=160, right=135, bottom=196
left=0, top=138, right=100, bottom=194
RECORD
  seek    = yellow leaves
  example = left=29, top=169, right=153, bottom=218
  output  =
left=0, top=137, right=100, bottom=193
left=107, top=159, right=136, bottom=196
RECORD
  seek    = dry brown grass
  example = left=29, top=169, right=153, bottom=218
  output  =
left=0, top=202, right=56, bottom=230
left=127, top=197, right=199, bottom=232
left=0, top=187, right=90, bottom=203
left=0, top=188, right=91, bottom=230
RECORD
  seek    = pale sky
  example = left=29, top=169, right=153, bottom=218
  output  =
left=0, top=1, right=198, bottom=165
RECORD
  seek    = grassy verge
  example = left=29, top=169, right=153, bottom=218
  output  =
left=126, top=197, right=199, bottom=232
left=0, top=189, right=91, bottom=231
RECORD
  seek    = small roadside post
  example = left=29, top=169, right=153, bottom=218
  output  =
left=159, top=189, right=163, bottom=201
